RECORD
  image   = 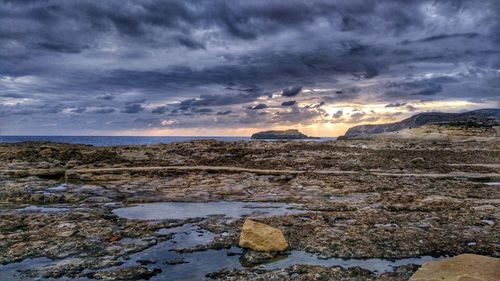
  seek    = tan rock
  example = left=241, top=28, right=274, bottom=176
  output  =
left=409, top=254, right=500, bottom=281
left=57, top=230, right=76, bottom=238
left=239, top=219, right=288, bottom=252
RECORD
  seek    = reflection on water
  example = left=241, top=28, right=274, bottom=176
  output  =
left=112, top=201, right=305, bottom=220
left=18, top=205, right=69, bottom=213
left=120, top=224, right=243, bottom=280
left=261, top=251, right=439, bottom=273
left=97, top=224, right=443, bottom=280
left=484, top=182, right=500, bottom=186
left=0, top=257, right=61, bottom=281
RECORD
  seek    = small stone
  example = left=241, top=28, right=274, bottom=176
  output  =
left=136, top=259, right=156, bottom=265
left=410, top=157, right=425, bottom=165
left=40, top=148, right=55, bottom=156
left=87, top=266, right=161, bottom=280
left=482, top=220, right=495, bottom=226
left=239, top=219, right=288, bottom=252
left=57, top=230, right=76, bottom=238
left=165, top=257, right=188, bottom=265
left=110, top=233, right=121, bottom=242
left=227, top=251, right=242, bottom=257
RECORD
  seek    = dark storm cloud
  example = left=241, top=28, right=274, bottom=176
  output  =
left=0, top=103, right=63, bottom=116
left=385, top=103, right=406, bottom=108
left=179, top=91, right=264, bottom=107
left=1, top=0, right=499, bottom=134
left=0, top=93, right=24, bottom=98
left=0, top=0, right=413, bottom=58
left=97, top=94, right=115, bottom=101
left=36, top=42, right=90, bottom=54
left=152, top=106, right=167, bottom=114
left=332, top=110, right=343, bottom=119
left=281, top=100, right=296, bottom=107
left=412, top=84, right=442, bottom=96
left=304, top=102, right=325, bottom=109
left=89, top=107, right=116, bottom=114
left=247, top=103, right=268, bottom=110
left=384, top=76, right=458, bottom=97
left=183, top=108, right=213, bottom=115
left=121, top=103, right=144, bottom=114
left=70, top=106, right=86, bottom=114
left=401, top=33, right=480, bottom=45
left=217, top=110, right=232, bottom=115
left=269, top=106, right=329, bottom=125
left=282, top=85, right=303, bottom=97
left=406, top=105, right=417, bottom=112
left=176, top=36, right=206, bottom=50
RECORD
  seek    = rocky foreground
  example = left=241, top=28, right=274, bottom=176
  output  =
left=0, top=126, right=499, bottom=280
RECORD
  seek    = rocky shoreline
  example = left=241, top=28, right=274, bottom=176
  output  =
left=0, top=133, right=498, bottom=280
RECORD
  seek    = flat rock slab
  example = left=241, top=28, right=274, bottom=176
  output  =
left=409, top=254, right=500, bottom=281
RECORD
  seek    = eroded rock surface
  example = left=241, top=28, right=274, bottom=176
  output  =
left=0, top=138, right=498, bottom=280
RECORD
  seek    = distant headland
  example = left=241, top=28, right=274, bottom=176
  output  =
left=342, top=108, right=499, bottom=139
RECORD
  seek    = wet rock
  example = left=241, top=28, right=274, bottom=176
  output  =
left=110, top=233, right=122, bottom=242
left=165, top=257, right=188, bottom=265
left=87, top=266, right=161, bottom=280
left=376, top=264, right=420, bottom=281
left=239, top=250, right=285, bottom=267
left=21, top=257, right=123, bottom=279
left=409, top=254, right=500, bottom=281
left=208, top=264, right=375, bottom=280
left=227, top=251, right=242, bottom=256
left=137, top=259, right=156, bottom=265
left=239, top=219, right=288, bottom=252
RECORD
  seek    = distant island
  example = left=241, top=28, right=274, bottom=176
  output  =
left=343, top=108, right=500, bottom=138
left=251, top=129, right=319, bottom=140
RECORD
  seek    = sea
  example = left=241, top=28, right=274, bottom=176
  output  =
left=0, top=136, right=336, bottom=146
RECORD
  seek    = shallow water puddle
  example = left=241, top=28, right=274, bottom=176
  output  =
left=17, top=205, right=69, bottom=213
left=47, top=184, right=68, bottom=192
left=112, top=201, right=305, bottom=220
left=109, top=202, right=444, bottom=279
left=106, top=224, right=443, bottom=280
left=0, top=257, right=59, bottom=281
left=261, top=251, right=439, bottom=273
left=484, top=182, right=500, bottom=186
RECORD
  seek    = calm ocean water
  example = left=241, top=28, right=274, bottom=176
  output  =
left=0, top=136, right=336, bottom=146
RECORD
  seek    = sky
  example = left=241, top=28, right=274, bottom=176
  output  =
left=0, top=0, right=499, bottom=137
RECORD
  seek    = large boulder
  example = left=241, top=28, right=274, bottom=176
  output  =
left=239, top=219, right=288, bottom=252
left=409, top=254, right=500, bottom=281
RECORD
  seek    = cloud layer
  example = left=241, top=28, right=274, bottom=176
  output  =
left=0, top=0, right=499, bottom=135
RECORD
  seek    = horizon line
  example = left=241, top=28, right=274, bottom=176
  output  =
left=0, top=135, right=339, bottom=138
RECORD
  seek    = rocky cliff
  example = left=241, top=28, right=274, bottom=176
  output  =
left=344, top=109, right=500, bottom=138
